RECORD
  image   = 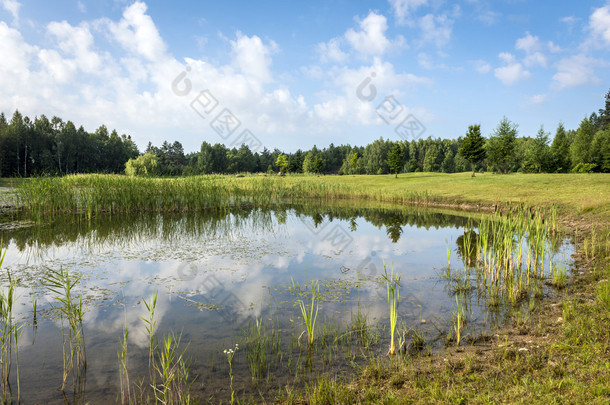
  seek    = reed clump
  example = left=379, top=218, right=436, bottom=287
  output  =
left=0, top=242, right=25, bottom=404
left=43, top=265, right=87, bottom=394
left=16, top=174, right=447, bottom=220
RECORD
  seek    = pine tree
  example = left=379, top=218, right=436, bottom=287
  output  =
left=387, top=143, right=404, bottom=178
left=458, top=124, right=486, bottom=177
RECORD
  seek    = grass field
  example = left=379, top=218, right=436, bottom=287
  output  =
left=277, top=172, right=610, bottom=221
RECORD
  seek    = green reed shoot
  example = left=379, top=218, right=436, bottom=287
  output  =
left=152, top=331, right=194, bottom=405
left=43, top=265, right=87, bottom=392
left=452, top=295, right=466, bottom=346
left=0, top=243, right=25, bottom=404
left=382, top=264, right=400, bottom=356
left=118, top=326, right=131, bottom=405
left=445, top=237, right=452, bottom=270
left=292, top=279, right=319, bottom=348
left=141, top=291, right=158, bottom=384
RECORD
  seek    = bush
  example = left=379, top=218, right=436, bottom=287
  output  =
left=571, top=163, right=597, bottom=173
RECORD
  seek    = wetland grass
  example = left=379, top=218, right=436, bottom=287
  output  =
left=43, top=265, right=87, bottom=393
left=382, top=265, right=400, bottom=356
left=0, top=243, right=25, bottom=404
left=291, top=280, right=320, bottom=349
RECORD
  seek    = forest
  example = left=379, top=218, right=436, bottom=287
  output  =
left=1, top=90, right=608, bottom=177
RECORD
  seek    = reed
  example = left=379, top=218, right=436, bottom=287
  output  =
left=0, top=243, right=25, bottom=404
left=292, top=279, right=320, bottom=349
left=43, top=265, right=87, bottom=393
left=452, top=295, right=466, bottom=346
left=152, top=331, right=194, bottom=405
left=16, top=174, right=448, bottom=220
left=382, top=264, right=401, bottom=356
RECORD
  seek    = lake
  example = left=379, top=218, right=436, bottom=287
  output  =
left=0, top=202, right=572, bottom=403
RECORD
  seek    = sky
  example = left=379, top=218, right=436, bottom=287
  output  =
left=1, top=0, right=609, bottom=153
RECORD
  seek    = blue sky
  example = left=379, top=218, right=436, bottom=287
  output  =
left=1, top=0, right=609, bottom=153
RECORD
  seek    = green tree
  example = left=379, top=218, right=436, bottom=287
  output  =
left=125, top=152, right=159, bottom=176
left=387, top=143, right=404, bottom=178
left=550, top=123, right=571, bottom=172
left=458, top=124, right=486, bottom=177
left=339, top=151, right=362, bottom=175
left=423, top=143, right=441, bottom=172
left=441, top=150, right=455, bottom=173
left=528, top=125, right=551, bottom=173
left=486, top=117, right=518, bottom=174
left=591, top=129, right=610, bottom=172
left=276, top=154, right=289, bottom=174
left=570, top=117, right=596, bottom=167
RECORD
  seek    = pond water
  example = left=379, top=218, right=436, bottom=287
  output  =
left=0, top=203, right=572, bottom=403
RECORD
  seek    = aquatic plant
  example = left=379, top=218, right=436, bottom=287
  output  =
left=43, top=265, right=87, bottom=393
left=292, top=279, right=320, bottom=348
left=224, top=343, right=239, bottom=405
left=382, top=264, right=401, bottom=356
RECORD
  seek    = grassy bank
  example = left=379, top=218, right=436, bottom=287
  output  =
left=12, top=172, right=610, bottom=223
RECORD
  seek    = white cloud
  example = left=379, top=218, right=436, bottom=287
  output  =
left=515, top=32, right=540, bottom=54
left=418, top=13, right=453, bottom=47
left=47, top=21, right=101, bottom=73
left=552, top=54, right=599, bottom=88
left=0, top=1, right=434, bottom=151
left=589, top=5, right=610, bottom=45
left=477, top=10, right=499, bottom=26
left=231, top=32, right=276, bottom=83
left=474, top=59, right=491, bottom=74
left=105, top=1, right=167, bottom=62
left=494, top=53, right=530, bottom=85
left=523, top=52, right=547, bottom=68
left=548, top=41, right=561, bottom=53
left=515, top=32, right=547, bottom=67
left=317, top=37, right=348, bottom=64
left=345, top=12, right=394, bottom=57
left=1, top=0, right=20, bottom=25
left=312, top=58, right=431, bottom=125
left=389, top=0, right=429, bottom=25
left=527, top=94, right=547, bottom=104
left=77, top=1, right=86, bottom=13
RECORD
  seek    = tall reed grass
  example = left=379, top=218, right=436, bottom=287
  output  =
left=16, top=174, right=447, bottom=220
left=43, top=265, right=87, bottom=393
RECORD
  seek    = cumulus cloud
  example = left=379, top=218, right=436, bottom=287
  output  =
left=317, top=37, right=348, bottom=64
left=0, top=0, right=20, bottom=25
left=552, top=54, right=599, bottom=88
left=389, top=0, right=429, bottom=25
left=418, top=13, right=453, bottom=47
left=317, top=11, right=404, bottom=62
left=105, top=1, right=167, bottom=62
left=515, top=32, right=547, bottom=67
left=589, top=5, right=610, bottom=45
left=231, top=32, right=276, bottom=84
left=494, top=52, right=530, bottom=85
left=345, top=12, right=395, bottom=57
left=311, top=57, right=431, bottom=126
left=0, top=1, right=434, bottom=151
left=474, top=59, right=491, bottom=74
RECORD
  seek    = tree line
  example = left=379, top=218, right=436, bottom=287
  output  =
left=1, top=90, right=608, bottom=177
